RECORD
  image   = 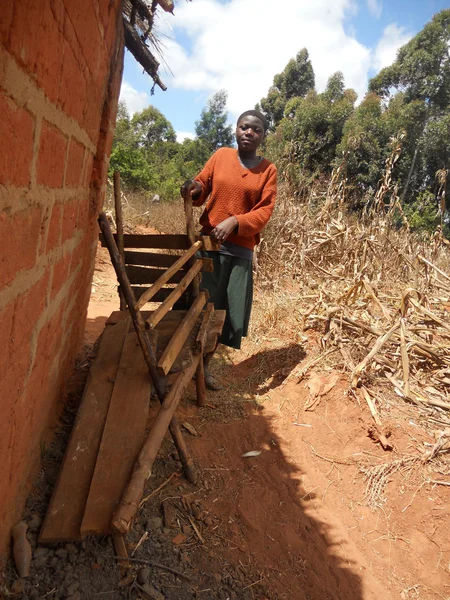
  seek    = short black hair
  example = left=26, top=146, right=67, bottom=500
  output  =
left=237, top=110, right=269, bottom=133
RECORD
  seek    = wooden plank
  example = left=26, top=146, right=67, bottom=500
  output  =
left=112, top=352, right=202, bottom=535
left=126, top=286, right=189, bottom=305
left=146, top=260, right=204, bottom=330
left=158, top=292, right=207, bottom=375
left=135, top=241, right=202, bottom=310
left=198, top=235, right=221, bottom=251
left=100, top=233, right=190, bottom=250
left=114, top=172, right=126, bottom=311
left=124, top=251, right=182, bottom=268
left=107, top=309, right=226, bottom=339
left=126, top=265, right=185, bottom=285
left=196, top=302, right=214, bottom=350
left=39, top=320, right=129, bottom=543
left=81, top=330, right=151, bottom=535
left=124, top=251, right=214, bottom=273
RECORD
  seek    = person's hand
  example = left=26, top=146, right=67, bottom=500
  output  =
left=180, top=179, right=202, bottom=200
left=211, top=216, right=238, bottom=243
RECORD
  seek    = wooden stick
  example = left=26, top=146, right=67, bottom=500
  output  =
left=196, top=303, right=214, bottom=351
left=113, top=557, right=192, bottom=581
left=113, top=171, right=126, bottom=310
left=195, top=358, right=206, bottom=407
left=98, top=213, right=196, bottom=483
left=183, top=194, right=200, bottom=300
left=158, top=292, right=207, bottom=375
left=139, top=471, right=179, bottom=508
left=195, top=303, right=214, bottom=407
left=112, top=534, right=130, bottom=568
left=146, top=260, right=203, bottom=330
left=135, top=241, right=202, bottom=309
left=112, top=353, right=201, bottom=534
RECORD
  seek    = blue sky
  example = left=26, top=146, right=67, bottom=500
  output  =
left=120, top=0, right=449, bottom=141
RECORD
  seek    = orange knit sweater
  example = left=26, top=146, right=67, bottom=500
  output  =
left=193, top=147, right=277, bottom=250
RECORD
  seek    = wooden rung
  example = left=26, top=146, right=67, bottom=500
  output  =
left=126, top=265, right=185, bottom=285
left=199, top=235, right=221, bottom=251
left=146, top=260, right=203, bottom=330
left=124, top=251, right=214, bottom=273
left=196, top=302, right=214, bottom=350
left=100, top=233, right=190, bottom=250
left=112, top=352, right=201, bottom=535
left=158, top=292, right=207, bottom=375
left=128, top=286, right=187, bottom=304
left=135, top=241, right=202, bottom=309
left=100, top=234, right=220, bottom=252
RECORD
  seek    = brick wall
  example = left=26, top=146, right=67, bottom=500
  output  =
left=0, top=0, right=124, bottom=554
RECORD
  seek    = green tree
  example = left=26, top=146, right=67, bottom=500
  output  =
left=195, top=90, right=234, bottom=152
left=131, top=105, right=177, bottom=149
left=257, top=48, right=315, bottom=128
left=369, top=10, right=450, bottom=110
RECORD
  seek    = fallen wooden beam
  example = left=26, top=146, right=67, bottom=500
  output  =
left=80, top=330, right=152, bottom=535
left=39, top=319, right=129, bottom=543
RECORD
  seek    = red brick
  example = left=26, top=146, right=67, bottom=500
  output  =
left=58, top=39, right=87, bottom=127
left=37, top=120, right=67, bottom=188
left=64, top=0, right=101, bottom=76
left=7, top=0, right=46, bottom=71
left=0, top=207, right=41, bottom=289
left=0, top=300, right=15, bottom=382
left=46, top=202, right=62, bottom=252
left=0, top=2, right=14, bottom=46
left=13, top=271, right=50, bottom=349
left=65, top=139, right=85, bottom=187
left=0, top=93, right=35, bottom=186
left=61, top=198, right=79, bottom=242
left=51, top=254, right=70, bottom=299
left=83, top=152, right=94, bottom=187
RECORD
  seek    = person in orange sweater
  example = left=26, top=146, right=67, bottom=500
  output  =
left=181, top=110, right=277, bottom=389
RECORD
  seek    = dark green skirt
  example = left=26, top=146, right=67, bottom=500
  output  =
left=200, top=252, right=253, bottom=350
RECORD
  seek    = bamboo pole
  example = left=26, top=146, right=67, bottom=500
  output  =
left=98, top=213, right=196, bottom=483
left=112, top=353, right=201, bottom=534
left=113, top=172, right=126, bottom=311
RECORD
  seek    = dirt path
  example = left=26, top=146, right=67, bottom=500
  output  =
left=4, top=242, right=449, bottom=600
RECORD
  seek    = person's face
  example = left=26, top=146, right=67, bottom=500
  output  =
left=235, top=116, right=265, bottom=152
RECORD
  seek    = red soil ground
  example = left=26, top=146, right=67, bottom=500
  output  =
left=85, top=243, right=450, bottom=600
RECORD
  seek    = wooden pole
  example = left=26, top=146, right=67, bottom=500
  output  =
left=113, top=171, right=126, bottom=311
left=98, top=213, right=196, bottom=483
left=195, top=303, right=214, bottom=407
left=112, top=353, right=201, bottom=534
left=183, top=193, right=200, bottom=300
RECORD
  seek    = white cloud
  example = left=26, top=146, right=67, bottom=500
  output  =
left=119, top=81, right=151, bottom=114
left=373, top=24, right=413, bottom=72
left=176, top=131, right=195, bottom=142
left=155, top=0, right=371, bottom=114
left=367, top=0, right=382, bottom=19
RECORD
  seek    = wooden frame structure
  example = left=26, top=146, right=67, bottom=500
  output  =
left=40, top=174, right=225, bottom=547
